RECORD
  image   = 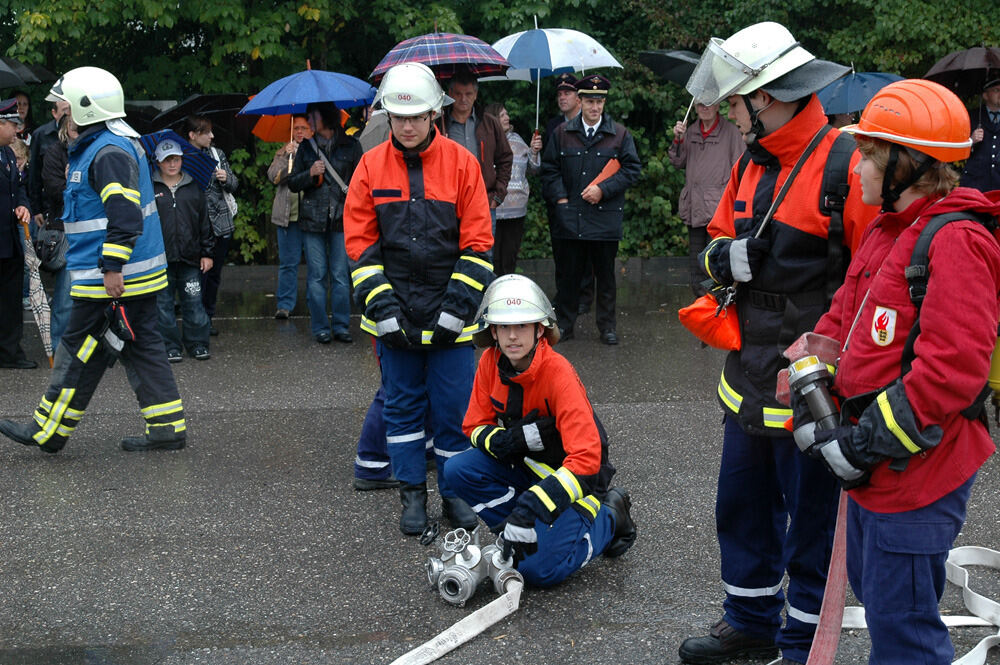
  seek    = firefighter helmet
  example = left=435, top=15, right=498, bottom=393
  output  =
left=473, top=274, right=560, bottom=346
left=376, top=62, right=452, bottom=117
left=47, top=66, right=126, bottom=126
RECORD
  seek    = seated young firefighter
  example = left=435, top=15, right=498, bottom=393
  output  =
left=443, top=274, right=636, bottom=587
left=798, top=79, right=1000, bottom=664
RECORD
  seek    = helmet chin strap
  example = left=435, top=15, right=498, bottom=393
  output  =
left=880, top=144, right=935, bottom=212
left=742, top=94, right=774, bottom=144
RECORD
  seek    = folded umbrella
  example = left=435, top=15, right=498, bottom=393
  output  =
left=371, top=32, right=509, bottom=82
left=239, top=69, right=376, bottom=117
left=817, top=71, right=903, bottom=115
left=137, top=129, right=218, bottom=190
left=19, top=220, right=52, bottom=366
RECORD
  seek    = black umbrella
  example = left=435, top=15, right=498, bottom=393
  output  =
left=151, top=93, right=249, bottom=128
left=925, top=46, right=1000, bottom=99
left=638, top=49, right=700, bottom=85
left=0, top=59, right=36, bottom=88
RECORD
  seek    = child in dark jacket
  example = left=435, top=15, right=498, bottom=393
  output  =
left=152, top=139, right=214, bottom=362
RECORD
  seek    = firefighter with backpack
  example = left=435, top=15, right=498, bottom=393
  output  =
left=794, top=78, right=1000, bottom=664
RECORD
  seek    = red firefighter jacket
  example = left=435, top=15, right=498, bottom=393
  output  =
left=462, top=339, right=615, bottom=514
left=814, top=188, right=1000, bottom=512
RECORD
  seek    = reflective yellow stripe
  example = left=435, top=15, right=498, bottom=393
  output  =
left=717, top=370, right=742, bottom=414
left=141, top=399, right=184, bottom=418
left=459, top=255, right=493, bottom=271
left=576, top=495, right=600, bottom=518
left=451, top=272, right=484, bottom=291
left=554, top=467, right=584, bottom=502
left=703, top=236, right=732, bottom=283
left=419, top=324, right=477, bottom=345
left=523, top=457, right=555, bottom=479
left=471, top=425, right=488, bottom=447
left=147, top=418, right=186, bottom=434
left=351, top=264, right=384, bottom=284
left=76, top=335, right=98, bottom=363
left=33, top=412, right=74, bottom=437
left=359, top=316, right=377, bottom=335
left=481, top=426, right=500, bottom=454
left=39, top=398, right=83, bottom=419
left=69, top=270, right=168, bottom=299
left=763, top=406, right=793, bottom=428
left=877, top=391, right=921, bottom=454
left=100, top=182, right=140, bottom=205
left=102, top=243, right=133, bottom=261
left=35, top=387, right=76, bottom=443
left=365, top=283, right=392, bottom=306
left=529, top=485, right=557, bottom=513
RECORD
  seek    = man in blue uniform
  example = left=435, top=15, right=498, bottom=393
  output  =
left=0, top=67, right=186, bottom=453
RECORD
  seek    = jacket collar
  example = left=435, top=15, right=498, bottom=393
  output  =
left=566, top=112, right=614, bottom=136
left=152, top=169, right=193, bottom=188
left=69, top=122, right=107, bottom=156
left=495, top=336, right=553, bottom=385
left=750, top=95, right=827, bottom=168
left=875, top=187, right=1000, bottom=233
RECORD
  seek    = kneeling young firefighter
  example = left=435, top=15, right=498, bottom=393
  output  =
left=0, top=67, right=185, bottom=453
left=795, top=79, right=1000, bottom=664
left=442, top=274, right=636, bottom=587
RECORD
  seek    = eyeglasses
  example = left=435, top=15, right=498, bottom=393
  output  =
left=389, top=113, right=431, bottom=126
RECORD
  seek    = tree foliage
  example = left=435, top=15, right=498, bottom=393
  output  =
left=1, top=0, right=997, bottom=262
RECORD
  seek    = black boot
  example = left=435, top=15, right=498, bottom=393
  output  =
left=602, top=486, right=637, bottom=557
left=441, top=496, right=478, bottom=530
left=0, top=420, right=60, bottom=454
left=399, top=483, right=428, bottom=535
left=121, top=426, right=186, bottom=452
left=678, top=619, right=777, bottom=664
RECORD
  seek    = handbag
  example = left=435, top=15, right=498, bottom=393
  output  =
left=34, top=226, right=68, bottom=272
left=678, top=287, right=740, bottom=351
left=211, top=147, right=238, bottom=217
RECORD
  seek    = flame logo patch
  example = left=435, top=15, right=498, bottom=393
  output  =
left=871, top=306, right=897, bottom=346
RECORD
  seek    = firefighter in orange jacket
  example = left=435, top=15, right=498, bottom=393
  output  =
left=442, top=275, right=636, bottom=587
left=678, top=22, right=879, bottom=665
left=344, top=63, right=494, bottom=536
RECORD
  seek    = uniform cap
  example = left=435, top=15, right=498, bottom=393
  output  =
left=576, top=74, right=610, bottom=96
left=0, top=98, right=23, bottom=125
left=555, top=73, right=578, bottom=92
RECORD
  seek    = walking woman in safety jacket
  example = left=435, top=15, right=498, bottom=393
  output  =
left=798, top=79, right=1000, bottom=665
left=0, top=67, right=186, bottom=453
left=443, top=275, right=636, bottom=587
left=678, top=23, right=879, bottom=665
left=343, top=63, right=494, bottom=536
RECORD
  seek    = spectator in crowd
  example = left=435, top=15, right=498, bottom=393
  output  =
left=40, top=115, right=78, bottom=350
left=483, top=102, right=541, bottom=276
left=344, top=62, right=493, bottom=535
left=151, top=139, right=213, bottom=362
left=185, top=114, right=237, bottom=337
left=959, top=78, right=1000, bottom=192
left=13, top=91, right=32, bottom=143
left=288, top=102, right=362, bottom=344
left=0, top=67, right=186, bottom=452
left=541, top=74, right=642, bottom=346
left=28, top=99, right=70, bottom=228
left=444, top=274, right=636, bottom=586
left=11, top=138, right=28, bottom=180
left=544, top=73, right=581, bottom=141
left=268, top=113, right=312, bottom=320
left=0, top=98, right=34, bottom=369
left=443, top=71, right=513, bottom=229
left=669, top=101, right=744, bottom=296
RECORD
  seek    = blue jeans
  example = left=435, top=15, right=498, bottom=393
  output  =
left=302, top=229, right=350, bottom=337
left=157, top=262, right=211, bottom=353
left=847, top=476, right=973, bottom=665
left=276, top=222, right=304, bottom=312
left=376, top=343, right=475, bottom=494
left=49, top=267, right=72, bottom=351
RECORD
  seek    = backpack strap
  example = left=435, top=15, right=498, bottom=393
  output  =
left=820, top=132, right=857, bottom=305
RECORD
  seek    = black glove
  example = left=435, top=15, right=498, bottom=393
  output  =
left=487, top=409, right=559, bottom=461
left=429, top=310, right=464, bottom=345
left=810, top=426, right=871, bottom=489
left=377, top=316, right=412, bottom=350
left=790, top=387, right=818, bottom=453
left=728, top=235, right=769, bottom=283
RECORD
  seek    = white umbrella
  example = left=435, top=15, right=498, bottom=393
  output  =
left=487, top=19, right=623, bottom=129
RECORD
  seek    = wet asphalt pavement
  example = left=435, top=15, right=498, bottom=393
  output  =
left=2, top=259, right=998, bottom=665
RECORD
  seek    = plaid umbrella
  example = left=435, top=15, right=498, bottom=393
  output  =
left=371, top=32, right=509, bottom=82
left=19, top=220, right=52, bottom=366
left=138, top=129, right=218, bottom=190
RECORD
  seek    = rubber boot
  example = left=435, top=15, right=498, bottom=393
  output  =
left=121, top=426, right=186, bottom=452
left=603, top=486, right=637, bottom=557
left=399, top=483, right=428, bottom=535
left=441, top=496, right=478, bottom=530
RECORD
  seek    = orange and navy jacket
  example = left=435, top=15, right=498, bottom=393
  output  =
left=463, top=339, right=615, bottom=520
left=814, top=189, right=1000, bottom=512
left=344, top=129, right=494, bottom=345
left=705, top=95, right=879, bottom=435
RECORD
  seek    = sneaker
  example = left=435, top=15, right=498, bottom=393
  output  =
left=192, top=347, right=210, bottom=360
left=275, top=309, right=290, bottom=320
left=167, top=349, right=183, bottom=363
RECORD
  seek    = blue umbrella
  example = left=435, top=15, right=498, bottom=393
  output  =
left=817, top=71, right=903, bottom=115
left=138, top=129, right=218, bottom=190
left=239, top=69, right=376, bottom=116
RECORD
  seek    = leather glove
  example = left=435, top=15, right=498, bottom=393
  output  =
left=487, top=409, right=559, bottom=461
left=376, top=316, right=412, bottom=350
left=429, top=310, right=464, bottom=345
left=729, top=236, right=769, bottom=283
left=501, top=509, right=539, bottom=562
left=809, top=426, right=871, bottom=489
left=790, top=387, right=817, bottom=453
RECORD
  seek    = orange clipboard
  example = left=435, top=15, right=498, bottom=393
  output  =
left=588, top=158, right=620, bottom=188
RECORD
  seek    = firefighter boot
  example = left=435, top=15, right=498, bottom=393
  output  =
left=120, top=426, right=186, bottom=452
left=603, top=486, right=637, bottom=557
left=0, top=420, right=61, bottom=454
left=399, top=483, right=428, bottom=535
left=442, top=496, right=478, bottom=530
left=678, top=619, right=777, bottom=664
